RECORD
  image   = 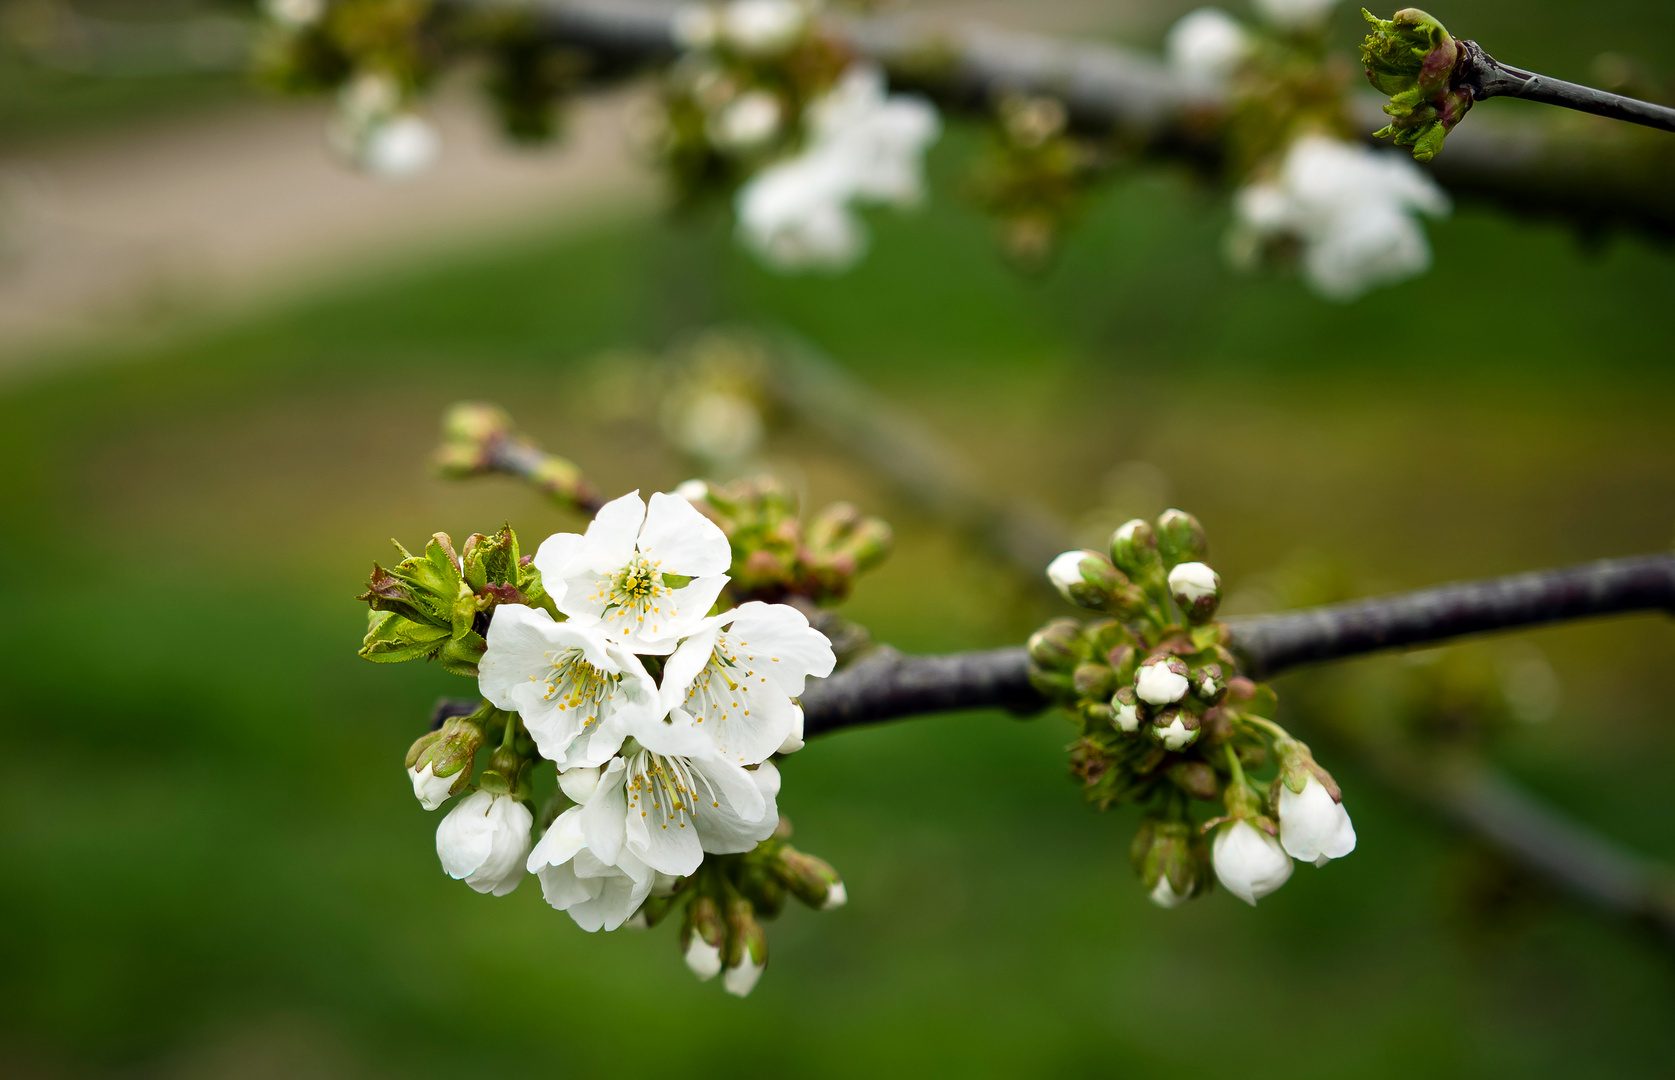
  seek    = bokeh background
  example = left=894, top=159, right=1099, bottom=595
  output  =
left=3, top=1, right=1674, bottom=1077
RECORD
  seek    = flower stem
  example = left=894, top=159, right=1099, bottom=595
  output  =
left=1460, top=40, right=1675, bottom=133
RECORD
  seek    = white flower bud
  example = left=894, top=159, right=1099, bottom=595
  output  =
left=723, top=955, right=766, bottom=997
left=1112, top=697, right=1141, bottom=733
left=672, top=3, right=720, bottom=49
left=684, top=936, right=723, bottom=981
left=1149, top=876, right=1189, bottom=909
left=264, top=0, right=324, bottom=29
left=1252, top=0, right=1341, bottom=31
left=709, top=89, right=784, bottom=152
left=822, top=880, right=848, bottom=910
left=1135, top=657, right=1189, bottom=706
left=721, top=0, right=807, bottom=55
left=557, top=765, right=601, bottom=804
left=408, top=762, right=459, bottom=811
left=674, top=478, right=710, bottom=502
left=1167, top=561, right=1219, bottom=603
left=436, top=791, right=532, bottom=897
left=1166, top=8, right=1249, bottom=89
left=1278, top=777, right=1357, bottom=866
left=1154, top=714, right=1198, bottom=751
left=1212, top=820, right=1294, bottom=905
left=1046, top=549, right=1096, bottom=599
left=777, top=702, right=806, bottom=755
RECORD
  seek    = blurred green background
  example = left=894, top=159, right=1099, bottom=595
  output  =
left=3, top=1, right=1675, bottom=1078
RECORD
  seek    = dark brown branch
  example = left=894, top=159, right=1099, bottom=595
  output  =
left=1461, top=40, right=1675, bottom=134
left=475, top=0, right=1675, bottom=236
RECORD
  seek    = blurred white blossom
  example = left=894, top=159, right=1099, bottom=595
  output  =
left=1167, top=8, right=1249, bottom=89
left=1231, top=134, right=1449, bottom=300
left=329, top=71, right=440, bottom=179
left=737, top=65, right=940, bottom=271
left=263, top=0, right=324, bottom=30
left=1252, top=0, right=1341, bottom=32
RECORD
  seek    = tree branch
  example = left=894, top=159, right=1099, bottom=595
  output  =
left=472, top=0, right=1675, bottom=236
left=1461, top=40, right=1675, bottom=134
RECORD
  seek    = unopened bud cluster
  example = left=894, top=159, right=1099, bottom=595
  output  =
left=637, top=817, right=846, bottom=996
left=1361, top=8, right=1473, bottom=161
left=967, top=94, right=1105, bottom=269
left=1030, top=509, right=1357, bottom=907
left=681, top=475, right=892, bottom=606
left=640, top=0, right=849, bottom=196
left=434, top=403, right=598, bottom=512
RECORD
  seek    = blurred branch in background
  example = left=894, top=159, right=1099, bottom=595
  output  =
left=498, top=0, right=1675, bottom=237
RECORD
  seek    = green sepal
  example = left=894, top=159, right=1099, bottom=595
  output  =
left=439, top=631, right=488, bottom=677
left=360, top=610, right=452, bottom=664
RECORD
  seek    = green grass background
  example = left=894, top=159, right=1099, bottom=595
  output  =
left=4, top=2, right=1675, bottom=1077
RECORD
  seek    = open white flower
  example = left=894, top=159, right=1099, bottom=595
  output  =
left=736, top=64, right=939, bottom=272
left=1212, top=820, right=1294, bottom=905
left=1231, top=134, right=1449, bottom=301
left=477, top=604, right=661, bottom=767
left=659, top=601, right=836, bottom=766
left=436, top=791, right=532, bottom=897
left=1167, top=8, right=1249, bottom=89
left=1278, top=777, right=1357, bottom=866
left=537, top=490, right=732, bottom=654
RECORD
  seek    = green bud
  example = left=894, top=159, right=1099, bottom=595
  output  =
left=1028, top=667, right=1078, bottom=703
left=1072, top=661, right=1117, bottom=701
left=723, top=897, right=769, bottom=997
left=774, top=847, right=847, bottom=910
left=837, top=518, right=894, bottom=573
left=737, top=860, right=788, bottom=919
left=478, top=743, right=532, bottom=801
left=1110, top=519, right=1161, bottom=578
left=1132, top=820, right=1211, bottom=908
left=1361, top=8, right=1473, bottom=161
left=1028, top=618, right=1085, bottom=670
left=1155, top=509, right=1207, bottom=567
left=1166, top=760, right=1220, bottom=801
left=1272, top=736, right=1342, bottom=800
left=406, top=716, right=485, bottom=804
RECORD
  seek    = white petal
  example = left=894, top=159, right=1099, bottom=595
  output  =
left=466, top=795, right=532, bottom=897
left=724, top=957, right=765, bottom=997
left=626, top=797, right=706, bottom=877
left=777, top=702, right=806, bottom=755
left=536, top=860, right=598, bottom=911
left=409, top=763, right=457, bottom=811
left=576, top=490, right=646, bottom=574
left=691, top=758, right=776, bottom=855
left=658, top=625, right=726, bottom=712
left=637, top=491, right=733, bottom=577
left=526, top=806, right=587, bottom=872
left=436, top=790, right=496, bottom=880
left=685, top=938, right=722, bottom=981
left=579, top=758, right=629, bottom=864
left=636, top=575, right=731, bottom=651
left=532, top=531, right=585, bottom=601
left=557, top=767, right=601, bottom=805
left=725, top=601, right=836, bottom=695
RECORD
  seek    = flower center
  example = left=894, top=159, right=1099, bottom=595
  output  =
left=543, top=648, right=617, bottom=730
left=624, top=749, right=721, bottom=832
left=596, top=553, right=673, bottom=636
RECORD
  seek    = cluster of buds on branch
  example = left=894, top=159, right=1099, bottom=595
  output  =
left=1030, top=509, right=1356, bottom=905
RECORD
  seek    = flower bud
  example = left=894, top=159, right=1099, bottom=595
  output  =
left=1109, top=518, right=1161, bottom=578
left=1151, top=708, right=1199, bottom=751
left=404, top=716, right=484, bottom=811
left=1360, top=8, right=1470, bottom=162
left=1277, top=776, right=1357, bottom=867
left=1155, top=509, right=1207, bottom=566
left=775, top=847, right=847, bottom=910
left=1132, top=820, right=1211, bottom=908
left=1072, top=661, right=1117, bottom=701
left=1027, top=618, right=1085, bottom=670
left=738, top=861, right=787, bottom=919
left=1135, top=655, right=1190, bottom=706
left=1192, top=663, right=1228, bottom=705
left=1047, top=550, right=1130, bottom=612
left=435, top=790, right=532, bottom=897
left=777, top=702, right=806, bottom=756
left=1167, top=561, right=1221, bottom=623
left=681, top=895, right=726, bottom=982
left=1166, top=759, right=1219, bottom=801
left=1110, top=686, right=1143, bottom=733
left=1212, top=819, right=1293, bottom=905
left=723, top=896, right=768, bottom=997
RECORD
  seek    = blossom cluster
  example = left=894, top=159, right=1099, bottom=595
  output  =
left=1166, top=0, right=1451, bottom=301
left=647, top=0, right=941, bottom=271
left=385, top=490, right=842, bottom=995
left=1030, top=509, right=1355, bottom=906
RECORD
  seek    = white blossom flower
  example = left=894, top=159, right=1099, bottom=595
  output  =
left=1252, top=0, right=1341, bottom=31
left=721, top=0, right=808, bottom=56
left=1167, top=561, right=1220, bottom=603
left=1166, top=8, right=1249, bottom=89
left=659, top=601, right=836, bottom=766
left=1155, top=714, right=1198, bottom=751
left=1112, top=697, right=1141, bottom=733
left=525, top=802, right=655, bottom=931
left=436, top=790, right=532, bottom=897
left=1136, top=657, right=1190, bottom=706
left=1212, top=820, right=1294, bottom=905
left=708, top=90, right=784, bottom=153
left=1231, top=134, right=1449, bottom=301
left=478, top=605, right=661, bottom=767
left=408, top=762, right=460, bottom=811
left=328, top=72, right=441, bottom=180
left=264, top=0, right=324, bottom=29
left=1277, top=777, right=1357, bottom=866
left=536, top=490, right=733, bottom=655
left=736, top=65, right=939, bottom=272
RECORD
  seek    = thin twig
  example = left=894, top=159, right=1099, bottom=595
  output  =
left=1460, top=40, right=1675, bottom=134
